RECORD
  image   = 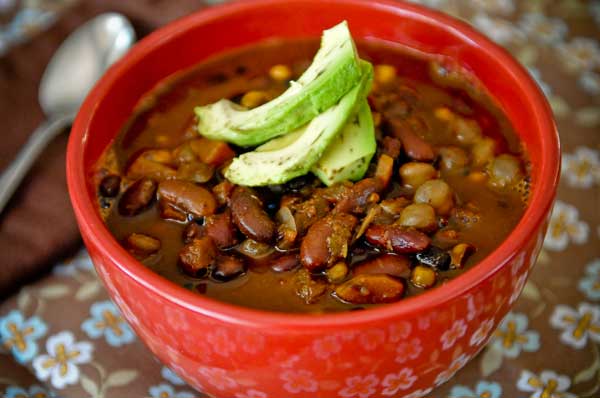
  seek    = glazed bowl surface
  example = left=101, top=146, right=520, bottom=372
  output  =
left=66, top=1, right=559, bottom=397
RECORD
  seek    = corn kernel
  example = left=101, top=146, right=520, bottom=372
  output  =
left=269, top=64, right=292, bottom=81
left=241, top=90, right=269, bottom=109
left=374, top=64, right=397, bottom=84
left=327, top=262, right=348, bottom=284
left=411, top=265, right=436, bottom=288
left=434, top=106, right=455, bottom=122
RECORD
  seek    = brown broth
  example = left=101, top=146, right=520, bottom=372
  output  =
left=95, top=38, right=527, bottom=313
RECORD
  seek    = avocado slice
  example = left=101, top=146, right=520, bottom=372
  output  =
left=195, top=21, right=362, bottom=147
left=311, top=100, right=375, bottom=186
left=225, top=62, right=373, bottom=186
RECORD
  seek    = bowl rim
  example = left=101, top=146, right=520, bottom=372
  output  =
left=67, top=0, right=560, bottom=329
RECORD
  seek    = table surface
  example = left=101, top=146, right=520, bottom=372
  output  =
left=1, top=1, right=599, bottom=397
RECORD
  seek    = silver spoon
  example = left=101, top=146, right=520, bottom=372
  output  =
left=0, top=13, right=135, bottom=213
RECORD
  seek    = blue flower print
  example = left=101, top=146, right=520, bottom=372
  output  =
left=449, top=381, right=502, bottom=398
left=162, top=366, right=186, bottom=385
left=579, top=258, right=600, bottom=300
left=149, top=383, right=196, bottom=398
left=490, top=312, right=540, bottom=358
left=81, top=301, right=135, bottom=346
left=4, top=384, right=56, bottom=398
left=0, top=310, right=48, bottom=364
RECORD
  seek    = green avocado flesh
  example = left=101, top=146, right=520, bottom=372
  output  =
left=311, top=99, right=375, bottom=186
left=194, top=21, right=362, bottom=147
left=225, top=63, right=373, bottom=186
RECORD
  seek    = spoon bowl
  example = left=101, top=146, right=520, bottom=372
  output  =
left=0, top=12, right=135, bottom=213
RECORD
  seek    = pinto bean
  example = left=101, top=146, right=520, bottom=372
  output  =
left=270, top=254, right=300, bottom=272
left=390, top=120, right=434, bottom=161
left=125, top=233, right=160, bottom=258
left=231, top=187, right=275, bottom=243
left=399, top=203, right=437, bottom=231
left=399, top=162, right=437, bottom=189
left=179, top=237, right=216, bottom=277
left=335, top=274, right=405, bottom=304
left=300, top=213, right=358, bottom=271
left=334, top=178, right=382, bottom=214
left=213, top=255, right=246, bottom=281
left=118, top=178, right=157, bottom=216
left=99, top=175, right=121, bottom=197
left=204, top=210, right=238, bottom=248
left=353, top=254, right=411, bottom=278
left=158, top=180, right=217, bottom=218
left=414, top=179, right=454, bottom=216
left=438, top=146, right=470, bottom=173
left=365, top=224, right=431, bottom=254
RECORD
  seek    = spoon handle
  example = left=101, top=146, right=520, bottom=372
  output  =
left=0, top=115, right=73, bottom=214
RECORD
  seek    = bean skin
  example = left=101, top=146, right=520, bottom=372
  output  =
left=270, top=254, right=300, bottom=272
left=213, top=255, right=246, bottom=281
left=118, top=178, right=157, bottom=216
left=390, top=120, right=434, bottom=161
left=335, top=274, right=405, bottom=304
left=178, top=237, right=216, bottom=278
left=300, top=213, right=357, bottom=271
left=353, top=254, right=411, bottom=278
left=365, top=224, right=431, bottom=254
left=158, top=180, right=217, bottom=218
left=204, top=210, right=238, bottom=248
left=334, top=178, right=382, bottom=214
left=231, top=187, right=275, bottom=243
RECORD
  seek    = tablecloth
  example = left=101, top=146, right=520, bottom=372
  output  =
left=1, top=0, right=599, bottom=397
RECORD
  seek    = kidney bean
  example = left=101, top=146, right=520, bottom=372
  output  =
left=334, top=178, right=382, bottom=214
left=204, top=210, right=238, bottom=248
left=213, top=255, right=246, bottom=281
left=300, top=213, right=358, bottom=271
left=335, top=274, right=405, bottom=304
left=270, top=254, right=300, bottom=272
left=365, top=224, right=431, bottom=254
left=231, top=187, right=275, bottom=243
left=178, top=237, right=216, bottom=277
left=182, top=222, right=203, bottom=244
left=353, top=254, right=411, bottom=278
left=118, top=178, right=157, bottom=216
left=125, top=233, right=160, bottom=258
left=99, top=175, right=121, bottom=197
left=416, top=246, right=451, bottom=271
left=390, top=120, right=434, bottom=161
left=158, top=180, right=217, bottom=219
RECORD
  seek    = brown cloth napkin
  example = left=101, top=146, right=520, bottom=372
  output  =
left=0, top=0, right=205, bottom=297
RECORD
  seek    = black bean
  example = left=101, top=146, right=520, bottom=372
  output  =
left=99, top=175, right=121, bottom=197
left=416, top=246, right=451, bottom=271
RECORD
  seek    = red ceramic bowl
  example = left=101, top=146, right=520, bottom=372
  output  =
left=67, top=1, right=559, bottom=397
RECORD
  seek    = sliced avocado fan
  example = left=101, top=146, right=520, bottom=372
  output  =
left=194, top=21, right=362, bottom=147
left=225, top=62, right=373, bottom=186
left=311, top=99, right=375, bottom=186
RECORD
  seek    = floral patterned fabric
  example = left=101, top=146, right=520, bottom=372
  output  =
left=1, top=0, right=599, bottom=397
